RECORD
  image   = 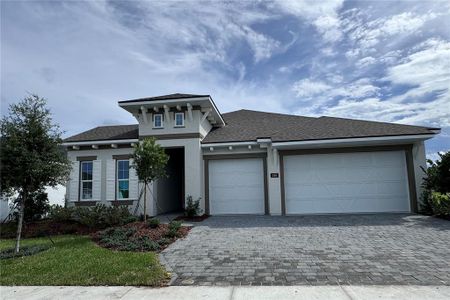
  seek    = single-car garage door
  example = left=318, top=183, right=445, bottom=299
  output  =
left=283, top=150, right=410, bottom=214
left=209, top=158, right=265, bottom=215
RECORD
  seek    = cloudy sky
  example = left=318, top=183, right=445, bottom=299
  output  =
left=2, top=1, right=450, bottom=203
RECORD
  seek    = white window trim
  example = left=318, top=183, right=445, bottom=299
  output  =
left=174, top=112, right=185, bottom=127
left=116, top=159, right=130, bottom=200
left=80, top=161, right=93, bottom=200
left=153, top=113, right=163, bottom=128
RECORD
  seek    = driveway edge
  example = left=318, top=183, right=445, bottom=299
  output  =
left=159, top=252, right=178, bottom=286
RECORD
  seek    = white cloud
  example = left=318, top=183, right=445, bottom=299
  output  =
left=274, top=0, right=344, bottom=42
left=356, top=56, right=376, bottom=68
left=346, top=11, right=438, bottom=52
left=292, top=78, right=379, bottom=101
left=386, top=39, right=450, bottom=88
left=292, top=79, right=331, bottom=98
left=382, top=12, right=436, bottom=36
left=312, top=39, right=450, bottom=128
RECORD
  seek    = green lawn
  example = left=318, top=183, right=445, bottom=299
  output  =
left=0, top=235, right=169, bottom=286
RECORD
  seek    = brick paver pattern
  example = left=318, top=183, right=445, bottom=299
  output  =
left=160, top=214, right=450, bottom=286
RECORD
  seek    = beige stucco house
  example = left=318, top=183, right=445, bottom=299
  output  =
left=63, top=93, right=439, bottom=216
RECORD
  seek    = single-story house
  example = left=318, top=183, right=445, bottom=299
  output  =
left=63, top=93, right=439, bottom=216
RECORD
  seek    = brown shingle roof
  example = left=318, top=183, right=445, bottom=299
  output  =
left=119, top=93, right=209, bottom=103
left=201, top=110, right=437, bottom=143
left=64, top=125, right=138, bottom=142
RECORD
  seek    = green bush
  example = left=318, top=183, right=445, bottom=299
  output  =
left=48, top=204, right=134, bottom=229
left=420, top=151, right=450, bottom=217
left=430, top=192, right=450, bottom=217
left=96, top=227, right=162, bottom=251
left=0, top=244, right=52, bottom=260
left=184, top=195, right=202, bottom=217
left=147, top=218, right=160, bottom=228
left=48, top=205, right=74, bottom=222
left=166, top=220, right=182, bottom=238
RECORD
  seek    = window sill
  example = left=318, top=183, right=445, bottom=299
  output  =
left=152, top=127, right=164, bottom=129
left=174, top=125, right=185, bottom=128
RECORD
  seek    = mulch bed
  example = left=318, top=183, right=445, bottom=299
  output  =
left=92, top=221, right=191, bottom=252
left=124, top=221, right=191, bottom=241
left=174, top=214, right=209, bottom=222
left=0, top=220, right=94, bottom=239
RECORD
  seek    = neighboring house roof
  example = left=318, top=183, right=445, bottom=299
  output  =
left=118, top=93, right=210, bottom=103
left=202, top=110, right=437, bottom=143
left=64, top=110, right=437, bottom=143
left=64, top=125, right=138, bottom=142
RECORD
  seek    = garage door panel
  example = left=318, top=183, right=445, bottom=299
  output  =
left=284, top=151, right=410, bottom=214
left=209, top=158, right=265, bottom=215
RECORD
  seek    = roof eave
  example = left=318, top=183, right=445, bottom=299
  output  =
left=118, top=95, right=226, bottom=127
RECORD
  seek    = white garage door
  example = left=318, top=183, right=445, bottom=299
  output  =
left=284, top=151, right=410, bottom=214
left=209, top=158, right=265, bottom=215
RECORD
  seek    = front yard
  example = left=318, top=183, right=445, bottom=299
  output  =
left=0, top=235, right=169, bottom=286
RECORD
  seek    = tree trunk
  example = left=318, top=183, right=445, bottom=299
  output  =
left=143, top=183, right=147, bottom=222
left=15, top=192, right=26, bottom=254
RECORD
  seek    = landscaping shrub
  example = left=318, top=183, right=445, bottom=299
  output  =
left=0, top=244, right=52, bottom=260
left=420, top=151, right=450, bottom=217
left=93, top=221, right=190, bottom=252
left=95, top=226, right=161, bottom=251
left=48, top=205, right=74, bottom=222
left=147, top=218, right=160, bottom=228
left=430, top=192, right=450, bottom=217
left=185, top=195, right=202, bottom=217
left=0, top=219, right=91, bottom=239
left=166, top=220, right=182, bottom=238
left=48, top=204, right=135, bottom=229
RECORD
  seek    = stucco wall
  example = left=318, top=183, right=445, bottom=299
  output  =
left=66, top=147, right=148, bottom=214
left=138, top=110, right=204, bottom=136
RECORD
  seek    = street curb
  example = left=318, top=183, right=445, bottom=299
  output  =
left=159, top=253, right=178, bottom=286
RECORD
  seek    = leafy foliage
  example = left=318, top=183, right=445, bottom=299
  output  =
left=0, top=95, right=71, bottom=194
left=0, top=95, right=71, bottom=252
left=184, top=195, right=202, bottom=217
left=48, top=204, right=136, bottom=229
left=430, top=192, right=450, bottom=217
left=131, top=137, right=169, bottom=220
left=147, top=218, right=160, bottom=228
left=12, top=189, right=50, bottom=222
left=420, top=151, right=450, bottom=217
left=167, top=220, right=182, bottom=238
left=131, top=138, right=169, bottom=185
left=96, top=227, right=161, bottom=251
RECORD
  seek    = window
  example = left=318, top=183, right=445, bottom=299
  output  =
left=153, top=114, right=163, bottom=128
left=80, top=161, right=93, bottom=200
left=174, top=112, right=184, bottom=127
left=117, top=160, right=129, bottom=199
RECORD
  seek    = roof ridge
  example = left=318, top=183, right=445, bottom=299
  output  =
left=319, top=116, right=436, bottom=130
left=92, top=124, right=138, bottom=128
left=223, top=109, right=317, bottom=119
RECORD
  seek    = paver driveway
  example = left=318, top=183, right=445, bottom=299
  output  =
left=160, top=214, right=450, bottom=286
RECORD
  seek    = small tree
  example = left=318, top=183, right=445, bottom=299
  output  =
left=131, top=137, right=169, bottom=221
left=0, top=95, right=71, bottom=253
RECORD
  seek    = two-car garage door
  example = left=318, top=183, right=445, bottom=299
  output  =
left=283, top=151, right=410, bottom=214
left=207, top=150, right=411, bottom=215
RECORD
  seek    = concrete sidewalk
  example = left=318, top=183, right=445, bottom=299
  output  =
left=1, top=285, right=450, bottom=300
